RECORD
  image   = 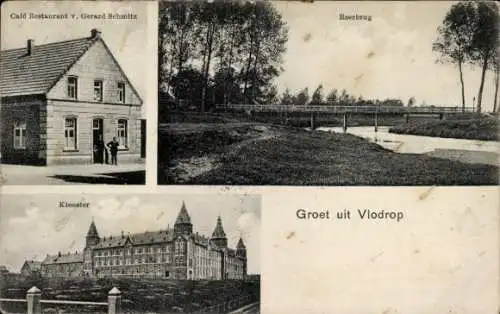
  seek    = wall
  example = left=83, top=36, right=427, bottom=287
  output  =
left=46, top=100, right=142, bottom=165
left=44, top=38, right=143, bottom=165
left=41, top=262, right=83, bottom=278
left=47, top=40, right=141, bottom=106
left=0, top=96, right=46, bottom=165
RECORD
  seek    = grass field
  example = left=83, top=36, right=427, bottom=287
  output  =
left=389, top=115, right=499, bottom=141
left=0, top=275, right=260, bottom=314
left=159, top=123, right=498, bottom=185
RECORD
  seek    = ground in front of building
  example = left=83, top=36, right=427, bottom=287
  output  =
left=0, top=274, right=260, bottom=314
left=0, top=162, right=145, bottom=185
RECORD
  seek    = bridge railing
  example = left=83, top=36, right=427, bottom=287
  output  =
left=0, top=286, right=121, bottom=314
left=215, top=104, right=476, bottom=114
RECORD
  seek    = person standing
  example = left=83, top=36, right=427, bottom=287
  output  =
left=107, top=137, right=120, bottom=165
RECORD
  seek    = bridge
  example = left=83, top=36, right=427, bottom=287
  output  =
left=215, top=104, right=477, bottom=129
left=215, top=103, right=475, bottom=114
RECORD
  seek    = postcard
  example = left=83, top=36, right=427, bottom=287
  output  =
left=0, top=1, right=498, bottom=314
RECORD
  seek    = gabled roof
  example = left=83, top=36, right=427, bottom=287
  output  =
left=42, top=252, right=83, bottom=265
left=0, top=265, right=9, bottom=272
left=175, top=201, right=191, bottom=225
left=1, top=30, right=143, bottom=104
left=94, top=229, right=175, bottom=249
left=0, top=37, right=95, bottom=97
left=211, top=216, right=227, bottom=239
left=22, top=260, right=42, bottom=271
left=92, top=228, right=222, bottom=251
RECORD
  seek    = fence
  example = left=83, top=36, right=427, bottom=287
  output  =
left=191, top=294, right=255, bottom=314
left=0, top=286, right=122, bottom=314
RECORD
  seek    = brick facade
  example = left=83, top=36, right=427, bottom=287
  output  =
left=82, top=203, right=247, bottom=280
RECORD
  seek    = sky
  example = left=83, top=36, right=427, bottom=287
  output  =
left=0, top=193, right=261, bottom=275
left=273, top=1, right=497, bottom=111
left=1, top=1, right=155, bottom=116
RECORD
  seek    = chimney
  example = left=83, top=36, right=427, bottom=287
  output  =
left=91, top=28, right=102, bottom=39
left=27, top=39, right=34, bottom=55
left=58, top=251, right=61, bottom=257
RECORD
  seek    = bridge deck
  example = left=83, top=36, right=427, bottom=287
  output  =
left=216, top=104, right=475, bottom=114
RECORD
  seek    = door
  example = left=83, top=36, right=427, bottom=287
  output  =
left=92, top=118, right=104, bottom=163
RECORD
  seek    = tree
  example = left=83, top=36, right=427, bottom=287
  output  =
left=492, top=54, right=499, bottom=112
left=158, top=2, right=202, bottom=96
left=338, top=89, right=349, bottom=105
left=469, top=2, right=499, bottom=113
left=433, top=2, right=476, bottom=112
left=326, top=89, right=338, bottom=105
left=281, top=88, right=295, bottom=106
left=239, top=2, right=288, bottom=104
left=158, top=1, right=288, bottom=112
left=295, top=88, right=309, bottom=106
left=310, top=84, right=324, bottom=106
left=407, top=96, right=416, bottom=107
left=263, top=85, right=279, bottom=105
left=213, top=67, right=242, bottom=105
left=170, top=68, right=204, bottom=109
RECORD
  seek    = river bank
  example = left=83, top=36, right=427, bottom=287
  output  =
left=388, top=115, right=498, bottom=141
left=159, top=123, right=498, bottom=185
left=318, top=126, right=499, bottom=166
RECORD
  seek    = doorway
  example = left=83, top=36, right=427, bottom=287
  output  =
left=92, top=118, right=104, bottom=163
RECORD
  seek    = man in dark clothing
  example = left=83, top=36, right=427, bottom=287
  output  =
left=107, top=137, right=120, bottom=165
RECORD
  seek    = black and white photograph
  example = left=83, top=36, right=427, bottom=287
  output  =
left=157, top=1, right=499, bottom=186
left=0, top=193, right=261, bottom=314
left=0, top=1, right=153, bottom=185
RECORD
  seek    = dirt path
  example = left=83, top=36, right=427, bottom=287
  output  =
left=167, top=125, right=278, bottom=183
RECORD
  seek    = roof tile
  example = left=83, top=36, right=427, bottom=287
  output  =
left=0, top=37, right=95, bottom=97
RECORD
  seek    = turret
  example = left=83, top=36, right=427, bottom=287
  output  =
left=236, top=237, right=247, bottom=259
left=210, top=216, right=228, bottom=248
left=85, top=219, right=100, bottom=247
left=174, top=201, right=193, bottom=235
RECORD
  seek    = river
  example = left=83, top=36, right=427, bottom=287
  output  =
left=317, top=126, right=500, bottom=166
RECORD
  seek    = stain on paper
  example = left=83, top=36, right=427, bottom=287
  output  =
left=418, top=186, right=435, bottom=201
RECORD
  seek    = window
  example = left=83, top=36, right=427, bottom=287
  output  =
left=14, top=120, right=27, bottom=149
left=67, top=76, right=78, bottom=99
left=118, top=82, right=125, bottom=103
left=64, top=118, right=77, bottom=150
left=94, top=80, right=103, bottom=102
left=117, top=119, right=128, bottom=149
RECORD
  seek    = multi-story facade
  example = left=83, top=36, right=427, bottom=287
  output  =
left=41, top=252, right=84, bottom=278
left=0, top=29, right=144, bottom=165
left=82, top=203, right=247, bottom=280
